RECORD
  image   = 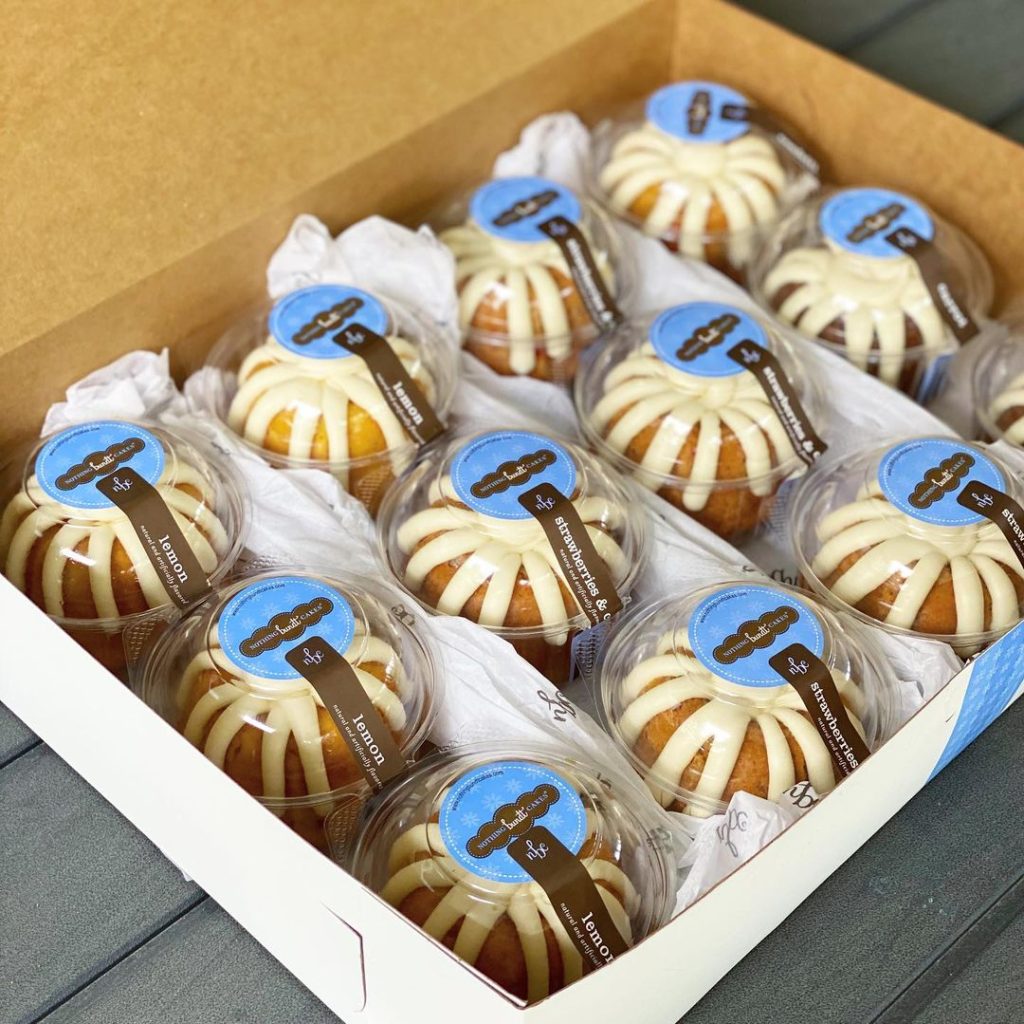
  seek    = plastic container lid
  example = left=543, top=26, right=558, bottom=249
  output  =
left=0, top=418, right=247, bottom=631
left=750, top=186, right=993, bottom=396
left=973, top=326, right=1024, bottom=446
left=349, top=743, right=677, bottom=1004
left=792, top=436, right=1024, bottom=651
left=599, top=580, right=899, bottom=818
left=377, top=427, right=647, bottom=649
left=201, top=283, right=458, bottom=511
left=435, top=176, right=628, bottom=380
left=590, top=80, right=820, bottom=274
left=574, top=300, right=822, bottom=538
left=135, top=567, right=439, bottom=848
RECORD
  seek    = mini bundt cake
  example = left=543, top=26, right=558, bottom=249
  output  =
left=987, top=372, right=1024, bottom=444
left=440, top=176, right=616, bottom=381
left=612, top=629, right=867, bottom=815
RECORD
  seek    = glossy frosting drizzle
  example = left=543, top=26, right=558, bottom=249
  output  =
left=0, top=460, right=228, bottom=619
left=228, top=334, right=434, bottom=481
left=177, top=625, right=408, bottom=806
left=989, top=371, right=1024, bottom=444
left=764, top=242, right=946, bottom=385
left=440, top=222, right=614, bottom=375
left=616, top=630, right=866, bottom=814
left=599, top=126, right=785, bottom=264
left=396, top=476, right=627, bottom=645
left=381, top=815, right=634, bottom=1002
left=812, top=479, right=1023, bottom=636
left=589, top=343, right=794, bottom=510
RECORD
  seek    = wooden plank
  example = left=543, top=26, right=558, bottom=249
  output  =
left=0, top=702, right=37, bottom=765
left=680, top=700, right=1024, bottom=1024
left=38, top=900, right=340, bottom=1024
left=737, top=0, right=927, bottom=51
left=847, top=0, right=1024, bottom=126
left=0, top=745, right=202, bottom=1024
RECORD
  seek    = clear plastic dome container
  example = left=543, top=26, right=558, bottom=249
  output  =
left=599, top=579, right=900, bottom=818
left=135, top=567, right=439, bottom=853
left=377, top=427, right=648, bottom=682
left=349, top=743, right=678, bottom=1004
left=574, top=300, right=823, bottom=539
left=434, top=175, right=629, bottom=383
left=200, top=283, right=458, bottom=515
left=972, top=326, right=1024, bottom=446
left=0, top=419, right=247, bottom=677
left=590, top=80, right=820, bottom=280
left=792, top=436, right=1024, bottom=654
left=750, top=186, right=993, bottom=399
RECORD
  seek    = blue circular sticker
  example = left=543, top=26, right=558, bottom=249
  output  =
left=449, top=430, right=578, bottom=521
left=689, top=584, right=824, bottom=688
left=218, top=576, right=356, bottom=681
left=877, top=438, right=1004, bottom=528
left=35, top=420, right=166, bottom=511
left=438, top=760, right=587, bottom=884
left=819, top=188, right=934, bottom=260
left=469, top=176, right=582, bottom=244
left=649, top=302, right=767, bottom=377
left=646, top=81, right=751, bottom=144
left=268, top=284, right=390, bottom=360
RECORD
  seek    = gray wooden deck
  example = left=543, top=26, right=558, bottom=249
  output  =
left=3, top=2, right=1024, bottom=1022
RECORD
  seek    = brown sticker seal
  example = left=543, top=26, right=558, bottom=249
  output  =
left=958, top=481, right=1024, bottom=572
left=538, top=216, right=623, bottom=332
left=884, top=227, right=979, bottom=343
left=285, top=635, right=407, bottom=791
left=768, top=642, right=870, bottom=777
left=95, top=467, right=211, bottom=609
left=517, top=481, right=623, bottom=626
left=333, top=323, right=445, bottom=446
left=727, top=340, right=827, bottom=466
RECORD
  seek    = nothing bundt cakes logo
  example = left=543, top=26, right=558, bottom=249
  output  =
left=686, top=88, right=713, bottom=135
left=846, top=202, right=907, bottom=244
left=291, top=297, right=365, bottom=346
left=238, top=597, right=336, bottom=657
left=54, top=437, right=147, bottom=491
left=470, top=448, right=558, bottom=499
left=465, top=783, right=561, bottom=859
left=492, top=189, right=560, bottom=228
left=712, top=605, right=800, bottom=665
left=909, top=452, right=975, bottom=510
left=676, top=312, right=741, bottom=362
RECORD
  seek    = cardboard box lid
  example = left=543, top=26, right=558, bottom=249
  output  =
left=1, top=0, right=652, bottom=360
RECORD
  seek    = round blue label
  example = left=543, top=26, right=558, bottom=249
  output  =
left=450, top=430, right=578, bottom=521
left=35, top=421, right=166, bottom=511
left=689, top=584, right=824, bottom=688
left=646, top=81, right=751, bottom=144
left=469, top=176, right=582, bottom=244
left=649, top=302, right=768, bottom=377
left=819, top=188, right=934, bottom=260
left=268, top=284, right=390, bottom=360
left=438, top=760, right=587, bottom=884
left=218, top=576, right=356, bottom=681
left=877, top=438, right=1004, bottom=528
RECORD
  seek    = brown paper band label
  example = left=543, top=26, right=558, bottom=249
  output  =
left=333, top=323, right=445, bottom=445
left=517, top=481, right=622, bottom=626
left=538, top=216, right=623, bottom=331
left=727, top=340, right=827, bottom=466
left=96, top=467, right=211, bottom=609
left=958, top=481, right=1024, bottom=572
left=508, top=825, right=628, bottom=971
left=884, top=227, right=979, bottom=343
left=721, top=104, right=821, bottom=178
left=769, top=642, right=870, bottom=777
left=285, top=635, right=407, bottom=791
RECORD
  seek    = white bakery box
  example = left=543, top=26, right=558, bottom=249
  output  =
left=5, top=0, right=1024, bottom=1021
